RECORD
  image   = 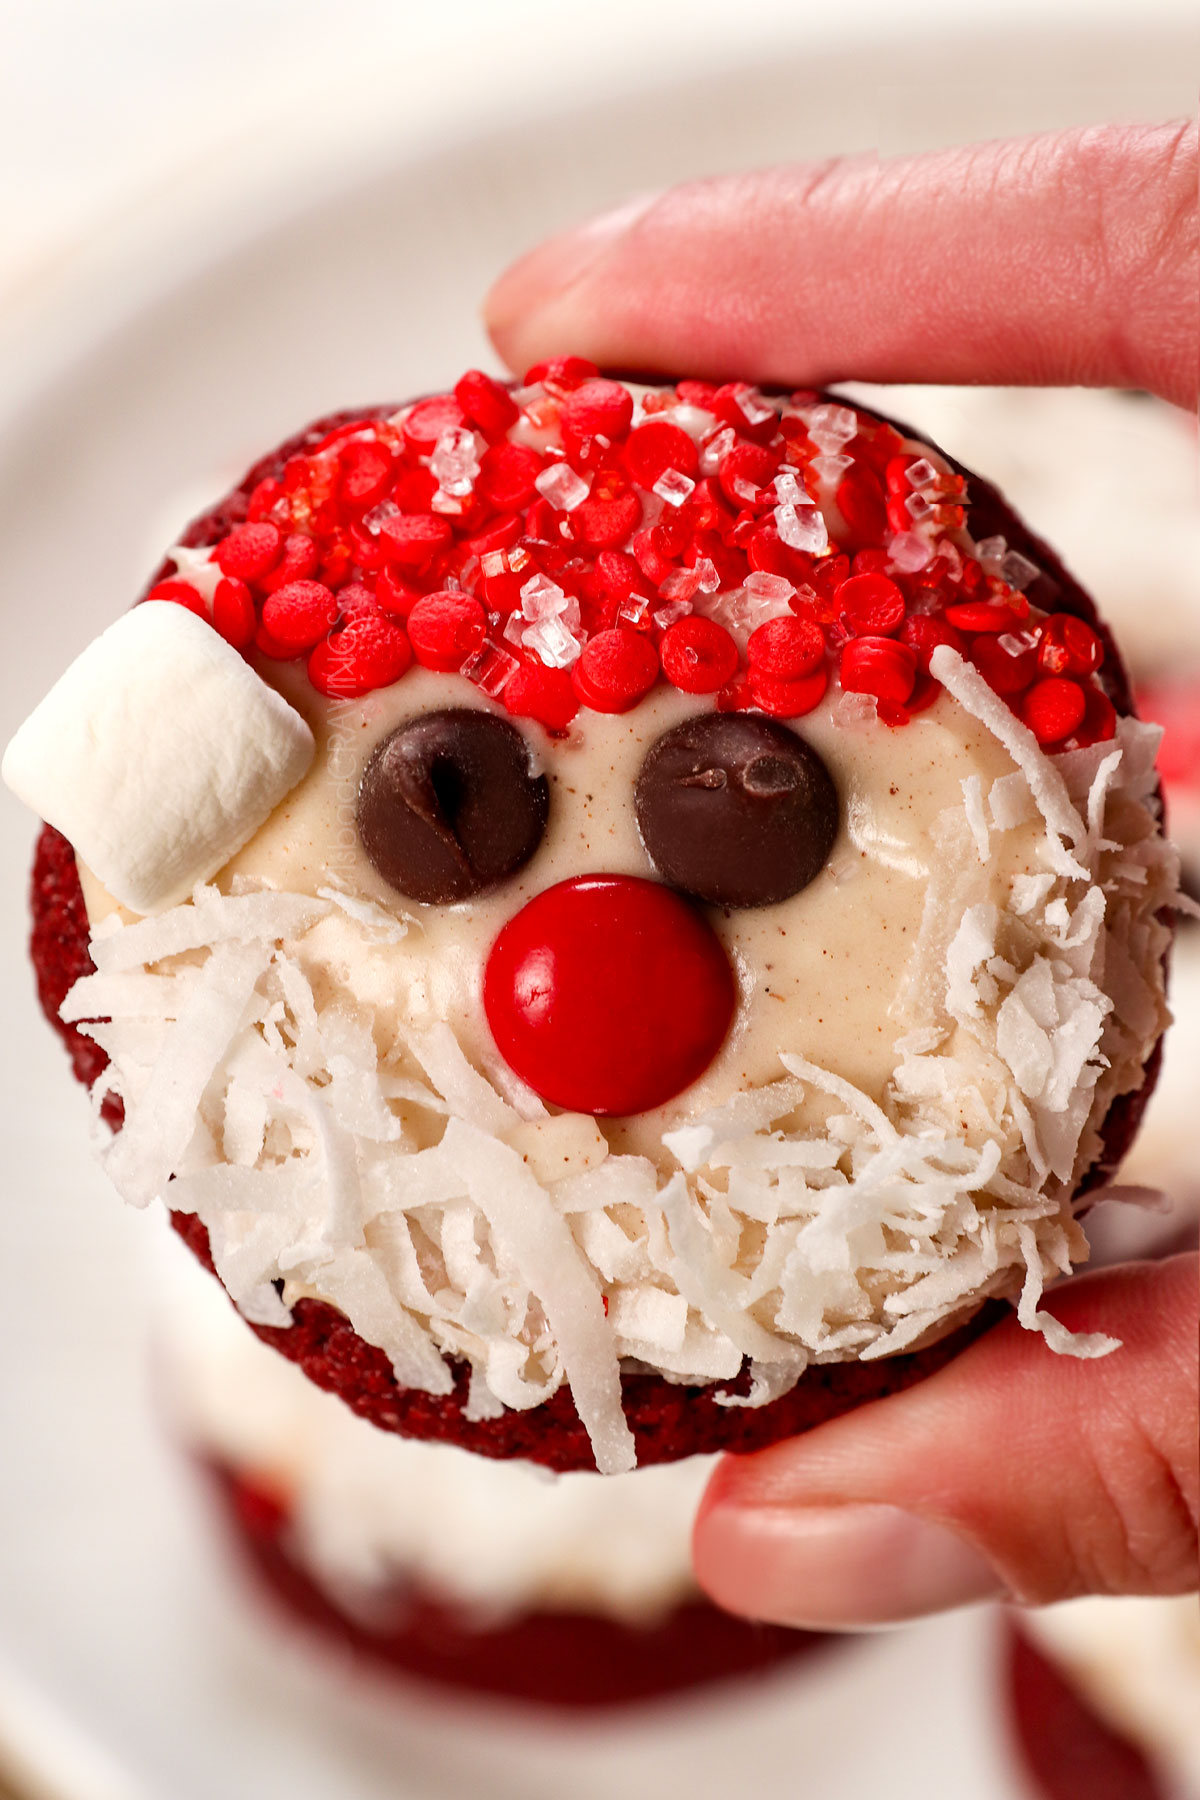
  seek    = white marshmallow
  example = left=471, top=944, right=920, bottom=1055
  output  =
left=2, top=602, right=314, bottom=913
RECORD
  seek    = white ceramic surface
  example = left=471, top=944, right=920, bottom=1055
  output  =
left=0, top=11, right=1196, bottom=1797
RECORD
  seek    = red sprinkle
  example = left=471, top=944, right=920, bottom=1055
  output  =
left=379, top=513, right=454, bottom=572
left=1037, top=613, right=1104, bottom=678
left=748, top=665, right=828, bottom=718
left=503, top=662, right=579, bottom=732
left=308, top=615, right=412, bottom=698
left=900, top=614, right=966, bottom=671
left=338, top=440, right=394, bottom=510
left=212, top=578, right=255, bottom=649
left=523, top=356, right=599, bottom=393
left=261, top=580, right=340, bottom=653
left=259, top=533, right=320, bottom=595
left=840, top=636, right=918, bottom=706
left=623, top=420, right=699, bottom=490
left=944, top=599, right=1028, bottom=634
left=659, top=617, right=740, bottom=693
left=147, top=580, right=206, bottom=617
left=454, top=370, right=519, bottom=439
left=572, top=628, right=660, bottom=713
left=561, top=379, right=634, bottom=452
left=1022, top=677, right=1087, bottom=746
left=837, top=573, right=906, bottom=637
left=747, top=614, right=825, bottom=680
left=406, top=593, right=487, bottom=672
left=478, top=441, right=543, bottom=511
left=215, top=522, right=282, bottom=582
left=403, top=395, right=466, bottom=452
left=717, top=440, right=781, bottom=507
left=970, top=634, right=1038, bottom=696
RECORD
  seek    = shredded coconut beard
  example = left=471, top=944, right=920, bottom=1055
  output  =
left=63, top=664, right=1177, bottom=1474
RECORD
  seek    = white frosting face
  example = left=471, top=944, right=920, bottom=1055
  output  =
left=39, top=381, right=1179, bottom=1473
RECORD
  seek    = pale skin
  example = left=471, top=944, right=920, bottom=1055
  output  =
left=484, top=122, right=1199, bottom=1629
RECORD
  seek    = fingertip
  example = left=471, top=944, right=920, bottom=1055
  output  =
left=483, top=193, right=659, bottom=371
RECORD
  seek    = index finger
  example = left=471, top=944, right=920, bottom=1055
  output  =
left=485, top=122, right=1198, bottom=410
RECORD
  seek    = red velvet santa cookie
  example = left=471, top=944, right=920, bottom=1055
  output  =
left=9, top=365, right=1179, bottom=1473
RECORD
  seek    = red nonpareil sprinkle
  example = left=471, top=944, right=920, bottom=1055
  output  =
left=259, top=533, right=319, bottom=594
left=560, top=378, right=634, bottom=453
left=1037, top=613, right=1104, bottom=678
left=503, top=661, right=579, bottom=732
left=747, top=614, right=825, bottom=680
left=147, top=580, right=207, bottom=617
left=717, top=439, right=781, bottom=507
left=835, top=466, right=887, bottom=548
left=631, top=527, right=675, bottom=588
left=623, top=420, right=700, bottom=490
left=676, top=379, right=719, bottom=409
left=944, top=598, right=1029, bottom=634
left=403, top=394, right=466, bottom=452
left=392, top=464, right=439, bottom=514
left=375, top=566, right=424, bottom=619
left=1070, top=682, right=1117, bottom=749
left=308, top=614, right=412, bottom=698
left=840, top=636, right=918, bottom=707
left=454, top=369, right=519, bottom=439
left=748, top=664, right=828, bottom=718
left=212, top=578, right=255, bottom=650
left=900, top=614, right=966, bottom=671
left=338, top=439, right=394, bottom=511
left=407, top=593, right=487, bottom=672
left=659, top=617, right=740, bottom=694
left=970, top=634, right=1038, bottom=696
left=572, top=628, right=660, bottom=713
left=215, top=522, right=283, bottom=582
left=379, top=513, right=454, bottom=572
left=837, top=572, right=905, bottom=637
left=478, top=441, right=543, bottom=511
left=523, top=356, right=599, bottom=393
left=710, top=383, right=778, bottom=444
left=261, top=580, right=340, bottom=653
left=1022, top=677, right=1087, bottom=746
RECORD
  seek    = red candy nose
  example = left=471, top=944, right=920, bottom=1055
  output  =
left=483, top=875, right=736, bottom=1117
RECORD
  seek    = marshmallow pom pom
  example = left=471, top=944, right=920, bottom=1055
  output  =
left=3, top=603, right=314, bottom=913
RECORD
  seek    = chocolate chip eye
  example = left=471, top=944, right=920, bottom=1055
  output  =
left=634, top=713, right=839, bottom=908
left=357, top=709, right=549, bottom=905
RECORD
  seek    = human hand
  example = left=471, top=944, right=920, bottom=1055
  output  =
left=485, top=122, right=1199, bottom=1628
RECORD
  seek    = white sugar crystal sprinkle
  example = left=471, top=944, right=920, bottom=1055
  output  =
left=809, top=453, right=852, bottom=485
left=732, top=383, right=775, bottom=426
left=805, top=403, right=857, bottom=451
left=905, top=457, right=939, bottom=490
left=888, top=530, right=935, bottom=572
left=775, top=501, right=828, bottom=554
left=773, top=468, right=807, bottom=506
left=362, top=499, right=400, bottom=537
left=523, top=615, right=582, bottom=669
left=617, top=593, right=649, bottom=626
left=519, top=573, right=569, bottom=620
left=1001, top=550, right=1041, bottom=592
left=430, top=427, right=480, bottom=497
left=462, top=643, right=520, bottom=697
left=976, top=535, right=1008, bottom=569
left=743, top=571, right=795, bottom=603
left=694, top=557, right=721, bottom=593
left=905, top=492, right=934, bottom=521
left=832, top=691, right=878, bottom=731
left=653, top=468, right=695, bottom=507
left=653, top=601, right=693, bottom=630
left=699, top=427, right=737, bottom=477
left=534, top=460, right=590, bottom=512
left=659, top=566, right=702, bottom=602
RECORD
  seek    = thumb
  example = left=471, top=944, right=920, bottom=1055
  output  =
left=692, top=1255, right=1198, bottom=1630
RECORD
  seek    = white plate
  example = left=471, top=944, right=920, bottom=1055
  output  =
left=0, top=12, right=1196, bottom=1797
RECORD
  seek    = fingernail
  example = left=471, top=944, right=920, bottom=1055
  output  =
left=697, top=1502, right=1007, bottom=1630
left=485, top=192, right=658, bottom=336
